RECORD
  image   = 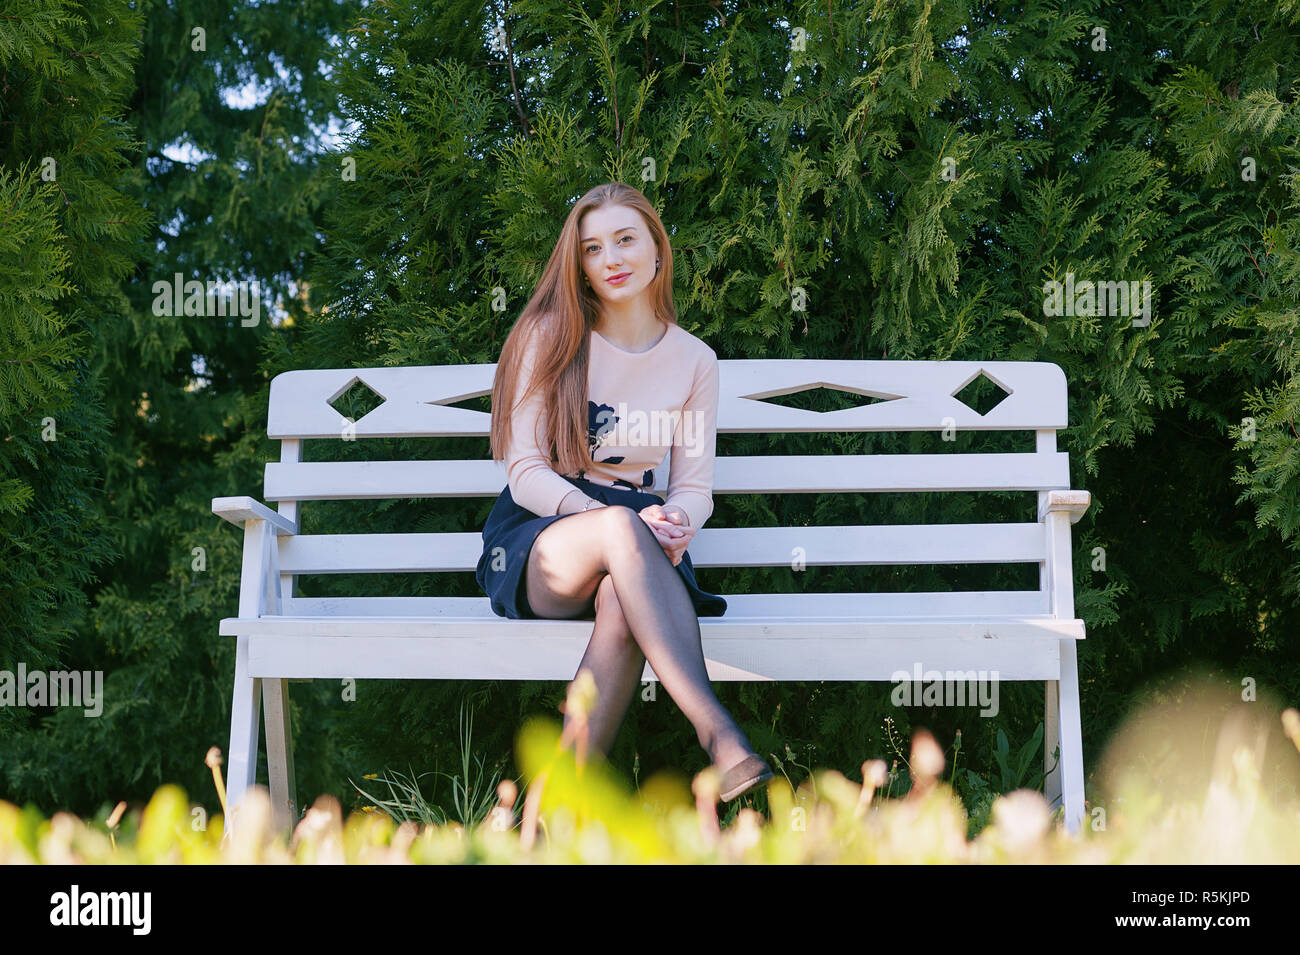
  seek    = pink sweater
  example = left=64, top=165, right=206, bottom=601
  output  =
left=503, top=321, right=720, bottom=529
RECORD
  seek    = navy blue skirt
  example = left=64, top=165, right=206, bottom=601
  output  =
left=475, top=475, right=727, bottom=619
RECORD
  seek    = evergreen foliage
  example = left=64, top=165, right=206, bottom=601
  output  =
left=0, top=0, right=147, bottom=736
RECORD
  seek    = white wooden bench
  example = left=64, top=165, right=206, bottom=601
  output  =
left=213, top=357, right=1091, bottom=837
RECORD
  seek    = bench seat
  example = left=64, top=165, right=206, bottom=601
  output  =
left=220, top=611, right=1081, bottom=681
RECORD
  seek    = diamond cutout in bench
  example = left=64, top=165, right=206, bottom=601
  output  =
left=426, top=392, right=493, bottom=415
left=951, top=370, right=1010, bottom=417
left=743, top=383, right=902, bottom=414
left=329, top=376, right=387, bottom=424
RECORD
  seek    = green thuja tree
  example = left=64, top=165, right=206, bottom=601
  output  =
left=0, top=0, right=357, bottom=816
left=0, top=0, right=148, bottom=738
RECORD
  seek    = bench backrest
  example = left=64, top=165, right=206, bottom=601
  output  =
left=262, top=359, right=1072, bottom=619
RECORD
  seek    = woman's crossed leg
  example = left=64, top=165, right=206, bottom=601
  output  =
left=524, top=505, right=754, bottom=769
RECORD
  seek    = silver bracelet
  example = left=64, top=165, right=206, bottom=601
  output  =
left=582, top=497, right=600, bottom=512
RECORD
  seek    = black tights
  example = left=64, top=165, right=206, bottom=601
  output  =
left=524, top=505, right=755, bottom=769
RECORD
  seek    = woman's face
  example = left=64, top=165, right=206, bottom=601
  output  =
left=578, top=204, right=658, bottom=305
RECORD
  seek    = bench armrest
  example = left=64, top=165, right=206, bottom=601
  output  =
left=1038, top=490, right=1091, bottom=525
left=212, top=496, right=298, bottom=536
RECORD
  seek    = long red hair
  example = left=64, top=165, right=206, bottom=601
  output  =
left=488, top=182, right=679, bottom=478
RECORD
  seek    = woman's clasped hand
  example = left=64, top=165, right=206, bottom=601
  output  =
left=637, top=503, right=693, bottom=566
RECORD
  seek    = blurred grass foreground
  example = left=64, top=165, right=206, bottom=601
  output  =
left=3, top=678, right=1298, bottom=864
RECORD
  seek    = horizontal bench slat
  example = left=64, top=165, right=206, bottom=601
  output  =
left=231, top=620, right=1075, bottom=680
left=263, top=453, right=1071, bottom=500
left=275, top=523, right=1046, bottom=574
left=281, top=591, right=1051, bottom=618
left=265, top=360, right=1068, bottom=438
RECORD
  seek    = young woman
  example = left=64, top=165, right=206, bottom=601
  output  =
left=475, top=182, right=775, bottom=803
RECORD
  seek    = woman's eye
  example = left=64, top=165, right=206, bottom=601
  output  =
left=586, top=236, right=632, bottom=253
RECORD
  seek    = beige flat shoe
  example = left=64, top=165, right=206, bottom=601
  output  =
left=717, top=754, right=775, bottom=802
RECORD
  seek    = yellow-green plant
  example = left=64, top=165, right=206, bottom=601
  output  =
left=2, top=702, right=1297, bottom=865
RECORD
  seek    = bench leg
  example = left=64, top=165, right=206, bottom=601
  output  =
left=226, top=634, right=262, bottom=838
left=1044, top=679, right=1061, bottom=808
left=1056, top=638, right=1086, bottom=835
left=263, top=677, right=298, bottom=835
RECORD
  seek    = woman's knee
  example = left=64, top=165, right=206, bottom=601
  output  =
left=597, top=504, right=661, bottom=556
